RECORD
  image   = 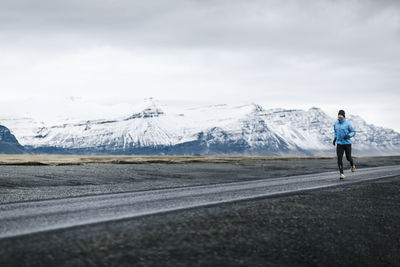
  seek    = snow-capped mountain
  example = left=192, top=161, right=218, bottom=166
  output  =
left=2, top=99, right=400, bottom=156
left=0, top=125, right=25, bottom=154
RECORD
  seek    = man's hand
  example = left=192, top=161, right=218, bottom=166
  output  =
left=344, top=135, right=350, bottom=139
left=333, top=138, right=336, bottom=146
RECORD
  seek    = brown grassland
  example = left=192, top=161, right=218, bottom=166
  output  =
left=0, top=154, right=336, bottom=166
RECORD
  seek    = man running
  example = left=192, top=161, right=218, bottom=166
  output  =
left=333, top=110, right=356, bottom=180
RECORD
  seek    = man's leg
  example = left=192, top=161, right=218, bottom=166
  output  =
left=344, top=144, right=354, bottom=167
left=344, top=144, right=355, bottom=172
left=337, top=144, right=345, bottom=174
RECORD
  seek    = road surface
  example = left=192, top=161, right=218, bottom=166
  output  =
left=1, top=165, right=400, bottom=239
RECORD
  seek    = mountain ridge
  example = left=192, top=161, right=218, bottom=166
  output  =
left=0, top=125, right=25, bottom=154
left=1, top=101, right=399, bottom=156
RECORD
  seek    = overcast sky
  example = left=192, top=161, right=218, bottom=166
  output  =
left=1, top=0, right=399, bottom=131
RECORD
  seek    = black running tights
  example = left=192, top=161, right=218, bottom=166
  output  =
left=337, top=144, right=354, bottom=173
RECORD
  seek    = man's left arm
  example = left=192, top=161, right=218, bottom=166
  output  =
left=348, top=123, right=355, bottom=138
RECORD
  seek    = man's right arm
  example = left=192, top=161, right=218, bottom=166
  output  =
left=333, top=124, right=337, bottom=146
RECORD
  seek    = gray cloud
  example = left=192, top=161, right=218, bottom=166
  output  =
left=2, top=1, right=399, bottom=45
left=0, top=0, right=399, bottom=130
left=2, top=0, right=399, bottom=66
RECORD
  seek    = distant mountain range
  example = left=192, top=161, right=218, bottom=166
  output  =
left=1, top=99, right=400, bottom=156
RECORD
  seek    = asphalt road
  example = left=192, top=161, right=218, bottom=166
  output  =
left=1, top=165, right=400, bottom=240
left=2, top=156, right=400, bottom=204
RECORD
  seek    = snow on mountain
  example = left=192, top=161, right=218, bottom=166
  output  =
left=0, top=117, right=47, bottom=147
left=346, top=114, right=400, bottom=155
left=2, top=99, right=400, bottom=156
left=12, top=103, right=184, bottom=151
left=259, top=107, right=334, bottom=153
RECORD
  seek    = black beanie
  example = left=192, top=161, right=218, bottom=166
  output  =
left=338, top=110, right=345, bottom=117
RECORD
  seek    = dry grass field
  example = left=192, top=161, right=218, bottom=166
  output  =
left=0, top=154, right=335, bottom=166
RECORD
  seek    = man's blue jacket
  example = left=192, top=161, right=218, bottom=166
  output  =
left=334, top=118, right=355, bottom=145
